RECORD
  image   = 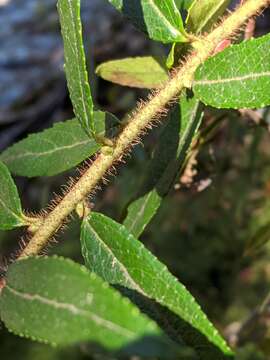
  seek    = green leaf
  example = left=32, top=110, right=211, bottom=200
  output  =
left=96, top=56, right=169, bottom=89
left=0, top=256, right=159, bottom=347
left=123, top=191, right=161, bottom=238
left=0, top=112, right=118, bottom=178
left=193, top=34, right=270, bottom=109
left=166, top=43, right=176, bottom=69
left=123, top=95, right=203, bottom=238
left=108, top=0, right=188, bottom=44
left=182, top=0, right=193, bottom=10
left=0, top=161, right=25, bottom=230
left=186, top=0, right=230, bottom=34
left=81, top=212, right=232, bottom=356
left=245, top=223, right=270, bottom=256
left=174, top=0, right=191, bottom=10
left=57, top=0, right=94, bottom=136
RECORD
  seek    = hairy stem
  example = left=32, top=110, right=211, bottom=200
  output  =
left=19, top=0, right=269, bottom=258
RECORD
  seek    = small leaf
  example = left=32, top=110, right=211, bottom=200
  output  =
left=96, top=56, right=169, bottom=89
left=193, top=34, right=270, bottom=109
left=0, top=257, right=159, bottom=347
left=166, top=43, right=176, bottom=69
left=245, top=223, right=270, bottom=256
left=0, top=161, right=25, bottom=230
left=186, top=0, right=230, bottom=34
left=81, top=212, right=232, bottom=356
left=174, top=0, right=191, bottom=10
left=182, top=0, right=193, bottom=10
left=123, top=95, right=203, bottom=238
left=57, top=0, right=95, bottom=136
left=0, top=112, right=118, bottom=178
left=108, top=0, right=188, bottom=44
left=123, top=191, right=161, bottom=238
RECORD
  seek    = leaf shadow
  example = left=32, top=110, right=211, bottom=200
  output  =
left=104, top=111, right=121, bottom=139
left=152, top=55, right=170, bottom=72
left=114, top=285, right=234, bottom=360
left=84, top=334, right=192, bottom=359
left=121, top=0, right=148, bottom=36
left=121, top=95, right=202, bottom=221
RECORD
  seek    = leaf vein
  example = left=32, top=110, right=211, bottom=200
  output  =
left=6, top=285, right=135, bottom=339
left=195, top=71, right=270, bottom=86
left=85, top=222, right=148, bottom=296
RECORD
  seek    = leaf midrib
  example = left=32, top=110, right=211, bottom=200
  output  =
left=195, top=71, right=270, bottom=86
left=2, top=138, right=92, bottom=163
left=66, top=0, right=92, bottom=131
left=147, top=0, right=181, bottom=38
left=195, top=1, right=228, bottom=33
left=5, top=284, right=136, bottom=339
left=127, top=192, right=156, bottom=235
left=0, top=196, right=22, bottom=224
left=84, top=221, right=147, bottom=296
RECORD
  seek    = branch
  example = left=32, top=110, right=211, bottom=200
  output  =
left=19, top=0, right=270, bottom=258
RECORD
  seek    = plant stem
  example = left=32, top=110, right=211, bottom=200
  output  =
left=19, top=0, right=270, bottom=258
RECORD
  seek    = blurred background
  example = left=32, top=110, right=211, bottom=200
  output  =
left=1, top=0, right=270, bottom=359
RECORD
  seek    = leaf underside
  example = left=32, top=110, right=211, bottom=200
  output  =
left=96, top=56, right=169, bottom=89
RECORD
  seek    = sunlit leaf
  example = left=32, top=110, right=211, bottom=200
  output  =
left=81, top=212, right=232, bottom=357
left=108, top=0, right=188, bottom=43
left=186, top=0, right=230, bottom=34
left=57, top=0, right=95, bottom=136
left=0, top=161, right=25, bottom=230
left=0, top=257, right=159, bottom=347
left=193, top=34, right=270, bottom=109
left=0, top=112, right=118, bottom=177
left=166, top=43, right=176, bottom=69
